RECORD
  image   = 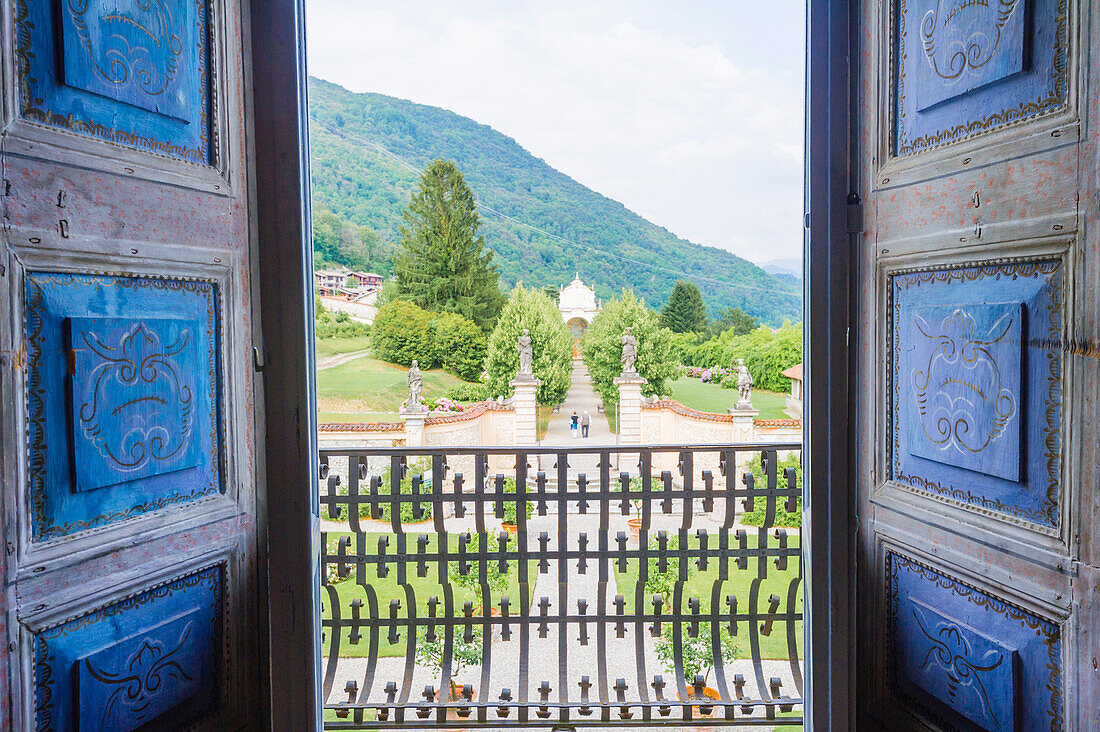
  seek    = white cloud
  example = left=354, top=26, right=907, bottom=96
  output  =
left=306, top=0, right=805, bottom=263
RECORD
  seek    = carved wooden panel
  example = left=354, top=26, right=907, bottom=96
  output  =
left=893, top=0, right=1070, bottom=156
left=25, top=272, right=223, bottom=541
left=32, top=564, right=223, bottom=730
left=888, top=258, right=1063, bottom=528
left=887, top=551, right=1062, bottom=730
left=14, top=0, right=214, bottom=163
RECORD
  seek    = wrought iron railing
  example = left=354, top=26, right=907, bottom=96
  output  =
left=319, top=443, right=803, bottom=728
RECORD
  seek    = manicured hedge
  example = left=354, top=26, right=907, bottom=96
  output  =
left=371, top=299, right=486, bottom=381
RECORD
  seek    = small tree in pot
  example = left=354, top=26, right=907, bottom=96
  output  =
left=654, top=621, right=741, bottom=710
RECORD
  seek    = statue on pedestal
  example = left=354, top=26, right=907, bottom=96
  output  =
left=407, top=360, right=423, bottom=411
left=733, top=358, right=754, bottom=409
left=517, top=328, right=534, bottom=377
left=620, top=327, right=637, bottom=375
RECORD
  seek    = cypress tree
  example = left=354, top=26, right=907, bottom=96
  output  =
left=394, top=159, right=504, bottom=331
left=660, top=280, right=709, bottom=334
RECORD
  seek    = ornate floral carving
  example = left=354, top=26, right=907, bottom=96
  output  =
left=65, top=0, right=185, bottom=99
left=77, top=322, right=195, bottom=473
left=911, top=307, right=1017, bottom=456
left=83, top=621, right=195, bottom=729
left=910, top=605, right=1005, bottom=727
left=920, top=0, right=1022, bottom=82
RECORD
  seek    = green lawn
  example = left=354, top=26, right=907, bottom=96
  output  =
left=323, top=533, right=538, bottom=658
left=315, top=335, right=371, bottom=360
left=669, top=378, right=789, bottom=419
left=316, top=357, right=471, bottom=413
left=613, top=534, right=803, bottom=661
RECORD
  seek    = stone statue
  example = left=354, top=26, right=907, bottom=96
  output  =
left=734, top=358, right=754, bottom=409
left=517, top=328, right=533, bottom=377
left=620, top=327, right=637, bottom=375
left=407, top=360, right=423, bottom=410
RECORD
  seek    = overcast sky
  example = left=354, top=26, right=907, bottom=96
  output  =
left=306, top=1, right=806, bottom=264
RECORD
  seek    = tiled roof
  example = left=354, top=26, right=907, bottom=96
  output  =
left=318, top=422, right=404, bottom=432
left=781, top=363, right=803, bottom=380
left=753, top=418, right=802, bottom=428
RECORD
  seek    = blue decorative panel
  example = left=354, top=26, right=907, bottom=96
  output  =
left=894, top=0, right=1070, bottom=156
left=68, top=317, right=204, bottom=492
left=887, top=552, right=1062, bottom=730
left=905, top=303, right=1023, bottom=482
left=889, top=260, right=1062, bottom=527
left=34, top=566, right=223, bottom=731
left=898, top=598, right=1019, bottom=730
left=26, top=272, right=222, bottom=541
left=14, top=0, right=213, bottom=164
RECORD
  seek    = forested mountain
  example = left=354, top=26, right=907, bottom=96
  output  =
left=308, top=77, right=802, bottom=325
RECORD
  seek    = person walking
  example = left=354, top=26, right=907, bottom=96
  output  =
left=581, top=410, right=591, bottom=438
left=570, top=411, right=579, bottom=439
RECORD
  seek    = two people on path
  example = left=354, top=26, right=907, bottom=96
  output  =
left=570, top=410, right=592, bottom=438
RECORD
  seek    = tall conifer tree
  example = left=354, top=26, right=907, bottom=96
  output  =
left=394, top=159, right=504, bottom=331
left=660, top=280, right=709, bottom=333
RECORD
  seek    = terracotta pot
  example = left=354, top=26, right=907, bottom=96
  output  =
left=676, top=686, right=721, bottom=718
left=434, top=685, right=478, bottom=724
left=627, top=517, right=644, bottom=538
left=501, top=522, right=518, bottom=535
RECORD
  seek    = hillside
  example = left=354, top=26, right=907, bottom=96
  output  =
left=308, top=77, right=802, bottom=325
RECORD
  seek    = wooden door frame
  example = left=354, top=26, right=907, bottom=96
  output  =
left=805, top=0, right=858, bottom=728
left=247, top=0, right=861, bottom=727
left=248, top=0, right=322, bottom=727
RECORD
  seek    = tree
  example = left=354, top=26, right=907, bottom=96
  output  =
left=581, top=290, right=678, bottom=407
left=709, top=306, right=758, bottom=338
left=483, top=285, right=572, bottom=404
left=394, top=159, right=504, bottom=331
left=660, top=280, right=709, bottom=334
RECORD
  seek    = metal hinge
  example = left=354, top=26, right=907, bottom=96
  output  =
left=846, top=192, right=864, bottom=233
left=252, top=345, right=266, bottom=372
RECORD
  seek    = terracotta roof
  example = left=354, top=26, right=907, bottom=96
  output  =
left=642, top=399, right=735, bottom=422
left=424, top=400, right=513, bottom=425
left=753, top=418, right=802, bottom=428
left=318, top=422, right=404, bottom=432
left=781, top=363, right=803, bottom=380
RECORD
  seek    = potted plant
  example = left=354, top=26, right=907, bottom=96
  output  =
left=416, top=625, right=482, bottom=711
left=448, top=532, right=510, bottom=620
left=617, top=476, right=645, bottom=537
left=654, top=621, right=740, bottom=716
left=497, top=476, right=533, bottom=534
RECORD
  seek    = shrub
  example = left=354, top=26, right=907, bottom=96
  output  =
left=314, top=319, right=370, bottom=339
left=581, top=290, right=677, bottom=407
left=371, top=299, right=486, bottom=380
left=432, top=311, right=488, bottom=380
left=682, top=321, right=802, bottom=393
left=483, top=284, right=573, bottom=404
left=446, top=381, right=493, bottom=402
left=372, top=300, right=436, bottom=366
left=741, top=452, right=802, bottom=527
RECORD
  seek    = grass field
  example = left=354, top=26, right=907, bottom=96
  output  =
left=613, top=533, right=803, bottom=661
left=668, top=378, right=789, bottom=419
left=323, top=532, right=538, bottom=658
left=316, top=357, right=471, bottom=413
left=317, top=411, right=400, bottom=423
left=315, top=335, right=371, bottom=360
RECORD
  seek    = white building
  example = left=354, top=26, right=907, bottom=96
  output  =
left=558, top=276, right=600, bottom=355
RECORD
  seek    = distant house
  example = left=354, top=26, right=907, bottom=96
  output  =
left=782, top=363, right=803, bottom=418
left=346, top=271, right=383, bottom=290
left=314, top=269, right=384, bottom=299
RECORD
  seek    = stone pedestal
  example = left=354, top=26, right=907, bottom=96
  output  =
left=400, top=407, right=427, bottom=447
left=614, top=373, right=647, bottom=446
left=510, top=377, right=541, bottom=446
left=727, top=406, right=759, bottom=475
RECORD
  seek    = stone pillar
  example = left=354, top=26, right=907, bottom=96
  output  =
left=727, top=406, right=760, bottom=476
left=614, top=374, right=647, bottom=446
left=400, top=408, right=427, bottom=447
left=510, top=377, right=541, bottom=446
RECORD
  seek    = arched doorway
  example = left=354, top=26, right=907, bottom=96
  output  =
left=566, top=317, right=589, bottom=359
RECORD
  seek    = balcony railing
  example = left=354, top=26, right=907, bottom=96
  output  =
left=319, top=443, right=803, bottom=729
